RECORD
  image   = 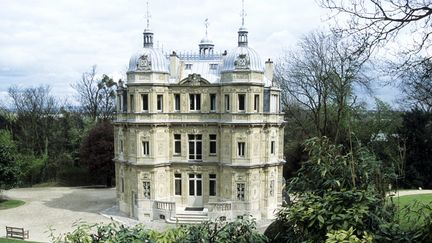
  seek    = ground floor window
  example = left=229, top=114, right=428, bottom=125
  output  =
left=143, top=181, right=150, bottom=199
left=237, top=183, right=245, bottom=201
left=209, top=174, right=216, bottom=196
left=175, top=174, right=182, bottom=195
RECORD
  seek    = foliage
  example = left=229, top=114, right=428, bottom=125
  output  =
left=72, top=65, right=117, bottom=122
left=399, top=110, right=432, bottom=188
left=288, top=137, right=394, bottom=197
left=50, top=218, right=267, bottom=243
left=0, top=130, right=19, bottom=192
left=326, top=227, right=373, bottom=243
left=267, top=137, right=399, bottom=242
left=79, top=121, right=114, bottom=187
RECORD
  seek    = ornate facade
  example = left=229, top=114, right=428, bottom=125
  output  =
left=114, top=13, right=285, bottom=223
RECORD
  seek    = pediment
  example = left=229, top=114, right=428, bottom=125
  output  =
left=179, top=73, right=211, bottom=86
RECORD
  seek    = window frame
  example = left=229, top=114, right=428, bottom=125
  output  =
left=142, top=141, right=150, bottom=156
left=254, top=94, right=259, bottom=112
left=225, top=94, right=230, bottom=112
left=210, top=94, right=216, bottom=112
left=189, top=94, right=201, bottom=111
left=174, top=173, right=182, bottom=196
left=142, top=94, right=149, bottom=111
left=157, top=94, right=163, bottom=112
left=209, top=174, right=217, bottom=196
left=174, top=94, right=180, bottom=111
left=188, top=134, right=202, bottom=161
left=238, top=94, right=245, bottom=112
left=143, top=181, right=151, bottom=199
left=238, top=142, right=245, bottom=157
left=174, top=134, right=181, bottom=156
left=237, top=183, right=245, bottom=201
left=209, top=134, right=217, bottom=156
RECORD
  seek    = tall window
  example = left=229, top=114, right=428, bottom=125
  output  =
left=157, top=95, right=163, bottom=111
left=254, top=94, right=259, bottom=112
left=210, top=94, right=216, bottom=111
left=174, top=134, right=181, bottom=155
left=238, top=142, right=245, bottom=157
left=189, top=94, right=201, bottom=111
left=238, top=94, right=245, bottom=111
left=130, top=94, right=134, bottom=112
left=120, top=140, right=124, bottom=153
left=270, top=141, right=275, bottom=154
left=142, top=94, right=148, bottom=111
left=142, top=141, right=149, bottom=156
left=271, top=94, right=279, bottom=113
left=188, top=134, right=202, bottom=160
left=225, top=94, right=230, bottom=111
left=174, top=94, right=180, bottom=111
left=143, top=181, right=150, bottom=199
left=209, top=174, right=216, bottom=196
left=175, top=174, right=182, bottom=195
left=237, top=183, right=245, bottom=200
left=209, top=134, right=217, bottom=155
left=121, top=177, right=124, bottom=193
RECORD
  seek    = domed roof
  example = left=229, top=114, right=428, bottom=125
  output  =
left=221, top=46, right=264, bottom=73
left=128, top=48, right=169, bottom=73
left=200, top=36, right=214, bottom=44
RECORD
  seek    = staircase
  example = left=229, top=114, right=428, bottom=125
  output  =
left=167, top=209, right=209, bottom=224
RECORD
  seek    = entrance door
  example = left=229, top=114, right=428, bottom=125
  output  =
left=188, top=174, right=203, bottom=207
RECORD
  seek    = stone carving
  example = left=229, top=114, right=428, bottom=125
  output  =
left=137, top=55, right=152, bottom=71
left=234, top=54, right=250, bottom=70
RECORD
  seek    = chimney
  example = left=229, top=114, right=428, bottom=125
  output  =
left=170, top=51, right=180, bottom=79
left=265, top=58, right=273, bottom=82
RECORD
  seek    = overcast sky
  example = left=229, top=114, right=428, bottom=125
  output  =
left=0, top=0, right=399, bottom=107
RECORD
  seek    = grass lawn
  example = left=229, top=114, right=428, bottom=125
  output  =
left=0, top=238, right=41, bottom=243
left=393, top=193, right=432, bottom=229
left=0, top=199, right=25, bottom=210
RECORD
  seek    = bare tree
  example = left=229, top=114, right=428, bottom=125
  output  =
left=399, top=57, right=432, bottom=111
left=72, top=66, right=117, bottom=121
left=319, top=0, right=432, bottom=60
left=8, top=85, right=58, bottom=155
left=276, top=31, right=370, bottom=142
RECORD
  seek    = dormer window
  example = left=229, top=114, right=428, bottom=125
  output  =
left=185, top=64, right=193, bottom=70
left=209, top=64, right=218, bottom=70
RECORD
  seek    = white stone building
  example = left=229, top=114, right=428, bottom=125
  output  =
left=114, top=12, right=285, bottom=223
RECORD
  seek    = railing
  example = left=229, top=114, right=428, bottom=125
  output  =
left=208, top=201, right=232, bottom=212
left=155, top=200, right=175, bottom=211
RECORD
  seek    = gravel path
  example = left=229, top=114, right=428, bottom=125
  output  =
left=2, top=187, right=429, bottom=242
left=0, top=187, right=115, bottom=242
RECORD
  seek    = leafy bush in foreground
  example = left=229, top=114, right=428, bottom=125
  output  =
left=50, top=217, right=267, bottom=243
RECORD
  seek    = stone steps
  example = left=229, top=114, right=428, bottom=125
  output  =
left=167, top=210, right=209, bottom=224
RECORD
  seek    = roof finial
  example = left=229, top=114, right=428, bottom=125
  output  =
left=145, top=1, right=151, bottom=29
left=240, top=0, right=246, bottom=26
left=204, top=18, right=209, bottom=37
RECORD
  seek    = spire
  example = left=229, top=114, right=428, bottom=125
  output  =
left=238, top=0, right=248, bottom=47
left=199, top=18, right=214, bottom=55
left=205, top=18, right=209, bottom=37
left=143, top=1, right=154, bottom=48
left=241, top=0, right=246, bottom=27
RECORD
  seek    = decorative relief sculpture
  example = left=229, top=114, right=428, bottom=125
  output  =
left=137, top=55, right=152, bottom=71
left=234, top=54, right=250, bottom=70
